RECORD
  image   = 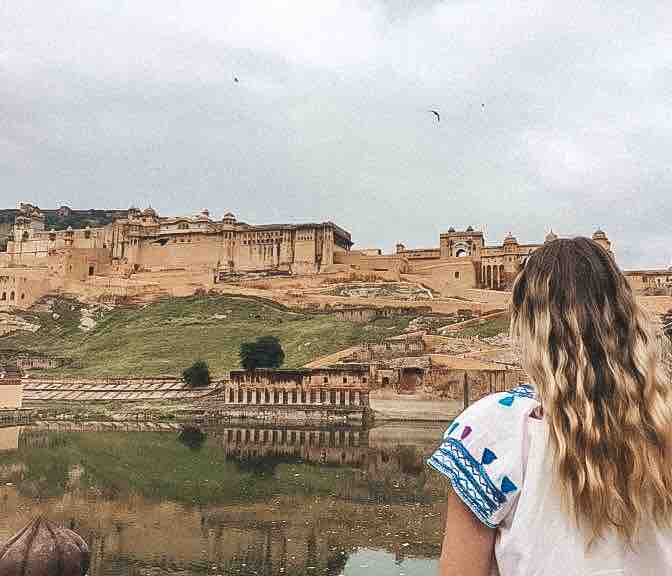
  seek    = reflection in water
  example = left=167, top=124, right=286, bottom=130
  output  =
left=0, top=422, right=447, bottom=575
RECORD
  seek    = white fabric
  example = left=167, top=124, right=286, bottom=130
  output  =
left=428, top=386, right=672, bottom=575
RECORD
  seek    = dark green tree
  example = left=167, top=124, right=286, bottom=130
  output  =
left=182, top=359, right=211, bottom=387
left=239, top=336, right=285, bottom=370
left=178, top=426, right=207, bottom=451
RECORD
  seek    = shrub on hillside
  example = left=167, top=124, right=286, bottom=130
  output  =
left=239, top=336, right=285, bottom=370
left=178, top=426, right=207, bottom=451
left=182, top=360, right=211, bottom=387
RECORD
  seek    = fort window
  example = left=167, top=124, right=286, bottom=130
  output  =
left=310, top=390, right=316, bottom=403
left=382, top=377, right=390, bottom=387
left=1, top=292, right=5, bottom=301
left=320, top=390, right=327, bottom=403
left=22, top=231, right=29, bottom=241
left=282, top=391, right=288, bottom=405
left=229, top=389, right=235, bottom=403
left=84, top=230, right=91, bottom=239
left=88, top=266, right=95, bottom=276
left=10, top=291, right=15, bottom=300
left=265, top=389, right=270, bottom=403
left=247, top=389, right=253, bottom=403
left=238, top=389, right=244, bottom=403
left=362, top=377, right=367, bottom=383
left=301, top=390, right=307, bottom=404
left=291, top=389, right=298, bottom=403
left=330, top=390, right=337, bottom=404
left=323, top=376, right=328, bottom=383
left=21, top=294, right=25, bottom=300
left=454, top=271, right=460, bottom=279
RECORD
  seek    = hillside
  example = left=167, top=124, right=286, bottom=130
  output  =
left=0, top=294, right=411, bottom=378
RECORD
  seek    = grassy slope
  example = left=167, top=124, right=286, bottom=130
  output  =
left=0, top=295, right=410, bottom=377
left=452, top=314, right=510, bottom=338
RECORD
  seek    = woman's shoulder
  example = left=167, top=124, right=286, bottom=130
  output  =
left=427, top=384, right=540, bottom=528
left=458, top=384, right=539, bottom=421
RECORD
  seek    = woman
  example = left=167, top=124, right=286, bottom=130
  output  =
left=428, top=237, right=672, bottom=575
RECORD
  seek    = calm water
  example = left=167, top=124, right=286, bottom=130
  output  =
left=0, top=422, right=448, bottom=576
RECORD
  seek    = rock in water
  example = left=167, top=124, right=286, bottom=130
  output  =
left=0, top=517, right=90, bottom=575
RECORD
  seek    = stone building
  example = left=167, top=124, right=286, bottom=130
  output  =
left=0, top=363, right=23, bottom=409
left=226, top=366, right=370, bottom=409
left=625, top=268, right=672, bottom=293
left=0, top=203, right=353, bottom=309
left=106, top=207, right=352, bottom=275
left=392, top=227, right=614, bottom=293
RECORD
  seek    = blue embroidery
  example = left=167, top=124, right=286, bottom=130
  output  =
left=446, top=421, right=459, bottom=436
left=508, top=384, right=536, bottom=399
left=481, top=448, right=497, bottom=465
left=427, top=438, right=507, bottom=528
left=498, top=395, right=515, bottom=407
left=501, top=475, right=517, bottom=494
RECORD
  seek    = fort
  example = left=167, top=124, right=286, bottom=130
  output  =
left=0, top=203, right=354, bottom=309
left=2, top=201, right=665, bottom=312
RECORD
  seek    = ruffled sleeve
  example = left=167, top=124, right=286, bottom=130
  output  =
left=427, top=385, right=539, bottom=528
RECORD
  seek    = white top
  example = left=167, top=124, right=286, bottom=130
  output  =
left=428, top=385, right=672, bottom=575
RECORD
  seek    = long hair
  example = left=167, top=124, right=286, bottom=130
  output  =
left=510, top=237, right=672, bottom=545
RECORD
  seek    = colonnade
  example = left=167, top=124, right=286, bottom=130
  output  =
left=221, top=386, right=369, bottom=408
left=481, top=263, right=506, bottom=290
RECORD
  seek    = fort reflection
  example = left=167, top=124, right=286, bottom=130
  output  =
left=0, top=423, right=446, bottom=576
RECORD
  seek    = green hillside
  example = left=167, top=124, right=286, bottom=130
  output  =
left=0, top=295, right=411, bottom=378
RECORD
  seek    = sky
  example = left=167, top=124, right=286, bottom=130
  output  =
left=1, top=0, right=671, bottom=269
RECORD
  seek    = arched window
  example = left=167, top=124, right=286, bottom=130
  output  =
left=10, top=291, right=15, bottom=301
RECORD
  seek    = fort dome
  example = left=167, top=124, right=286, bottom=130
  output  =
left=545, top=230, right=558, bottom=243
left=447, top=227, right=455, bottom=233
left=142, top=207, right=157, bottom=217
left=592, top=229, right=607, bottom=239
left=222, top=212, right=237, bottom=224
left=503, top=232, right=518, bottom=245
left=466, top=226, right=474, bottom=232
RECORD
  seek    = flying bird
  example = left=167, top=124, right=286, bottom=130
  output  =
left=234, top=77, right=239, bottom=83
left=430, top=109, right=440, bottom=123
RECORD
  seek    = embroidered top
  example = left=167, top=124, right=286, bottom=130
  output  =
left=428, top=385, right=672, bottom=576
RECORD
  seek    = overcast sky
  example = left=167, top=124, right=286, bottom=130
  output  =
left=1, top=1, right=671, bottom=268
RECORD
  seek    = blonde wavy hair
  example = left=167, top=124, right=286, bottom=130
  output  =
left=510, top=237, right=672, bottom=545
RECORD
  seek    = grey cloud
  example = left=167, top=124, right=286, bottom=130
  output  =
left=0, top=0, right=670, bottom=268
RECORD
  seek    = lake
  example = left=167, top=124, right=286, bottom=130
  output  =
left=0, top=421, right=449, bottom=575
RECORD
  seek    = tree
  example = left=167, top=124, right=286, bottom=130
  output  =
left=178, top=426, right=207, bottom=451
left=182, top=359, right=211, bottom=387
left=239, top=336, right=285, bottom=370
